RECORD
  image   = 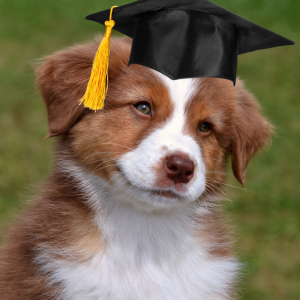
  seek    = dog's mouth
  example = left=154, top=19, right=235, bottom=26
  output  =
left=109, top=167, right=203, bottom=211
left=116, top=167, right=187, bottom=200
left=150, top=190, right=179, bottom=199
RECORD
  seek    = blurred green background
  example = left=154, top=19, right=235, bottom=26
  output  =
left=0, top=0, right=299, bottom=299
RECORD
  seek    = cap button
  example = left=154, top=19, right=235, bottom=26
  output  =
left=105, top=20, right=115, bottom=28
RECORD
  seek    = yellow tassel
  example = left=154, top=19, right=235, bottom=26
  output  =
left=79, top=6, right=118, bottom=111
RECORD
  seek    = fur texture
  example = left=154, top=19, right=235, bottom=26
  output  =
left=0, top=36, right=272, bottom=300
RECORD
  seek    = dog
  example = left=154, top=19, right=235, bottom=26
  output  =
left=0, top=36, right=272, bottom=300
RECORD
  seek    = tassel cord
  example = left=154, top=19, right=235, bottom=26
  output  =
left=79, top=6, right=118, bottom=111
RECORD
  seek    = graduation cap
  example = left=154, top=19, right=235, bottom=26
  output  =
left=79, top=0, right=294, bottom=110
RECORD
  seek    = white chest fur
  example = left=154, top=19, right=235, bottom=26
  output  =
left=40, top=165, right=238, bottom=300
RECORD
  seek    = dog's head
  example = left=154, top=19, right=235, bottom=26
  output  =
left=36, top=37, right=272, bottom=211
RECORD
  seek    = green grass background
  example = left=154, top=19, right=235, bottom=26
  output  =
left=0, top=0, right=299, bottom=299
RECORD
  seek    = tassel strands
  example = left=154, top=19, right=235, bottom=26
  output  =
left=79, top=6, right=118, bottom=111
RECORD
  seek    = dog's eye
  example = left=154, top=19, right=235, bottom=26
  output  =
left=198, top=122, right=211, bottom=133
left=135, top=103, right=151, bottom=115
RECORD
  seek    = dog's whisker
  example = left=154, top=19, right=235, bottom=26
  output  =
left=83, top=151, right=126, bottom=161
left=90, top=163, right=117, bottom=175
left=110, top=177, right=131, bottom=194
left=82, top=158, right=117, bottom=167
left=92, top=163, right=115, bottom=174
left=123, top=182, right=137, bottom=199
left=122, top=183, right=146, bottom=204
left=206, top=171, right=234, bottom=177
left=159, top=205, right=172, bottom=222
left=201, top=157, right=226, bottom=163
left=206, top=177, right=249, bottom=191
left=100, top=142, right=135, bottom=151
left=205, top=183, right=231, bottom=202
left=99, top=172, right=121, bottom=195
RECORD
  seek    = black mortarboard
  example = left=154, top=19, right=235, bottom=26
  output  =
left=79, top=0, right=294, bottom=110
left=86, top=0, right=294, bottom=85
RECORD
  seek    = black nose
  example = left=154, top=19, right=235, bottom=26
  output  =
left=166, top=155, right=194, bottom=184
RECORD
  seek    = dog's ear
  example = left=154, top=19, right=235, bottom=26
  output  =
left=36, top=43, right=96, bottom=137
left=231, top=80, right=273, bottom=185
left=35, top=41, right=99, bottom=137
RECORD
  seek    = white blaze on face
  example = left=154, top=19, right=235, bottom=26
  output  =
left=117, top=72, right=206, bottom=206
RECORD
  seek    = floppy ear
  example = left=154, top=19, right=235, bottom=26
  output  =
left=231, top=80, right=273, bottom=185
left=35, top=40, right=99, bottom=137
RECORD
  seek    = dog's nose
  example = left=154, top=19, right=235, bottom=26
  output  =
left=166, top=155, right=194, bottom=184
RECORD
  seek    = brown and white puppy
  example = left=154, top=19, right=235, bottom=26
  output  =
left=0, top=36, right=271, bottom=300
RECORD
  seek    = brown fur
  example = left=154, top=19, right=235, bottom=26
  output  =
left=0, top=36, right=272, bottom=298
left=0, top=170, right=101, bottom=299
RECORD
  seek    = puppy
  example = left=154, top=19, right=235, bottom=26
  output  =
left=0, top=36, right=271, bottom=300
